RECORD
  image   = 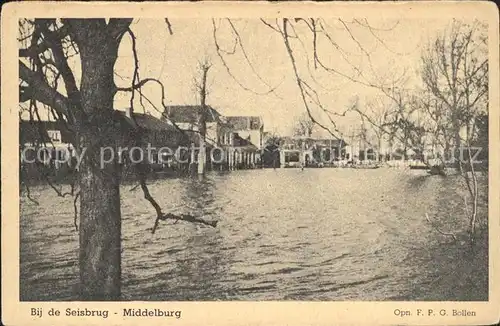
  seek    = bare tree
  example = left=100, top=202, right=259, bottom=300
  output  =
left=19, top=18, right=215, bottom=301
left=358, top=96, right=393, bottom=160
left=293, top=112, right=315, bottom=137
left=347, top=20, right=488, bottom=244
left=421, top=19, right=488, bottom=244
left=193, top=57, right=212, bottom=174
left=264, top=132, right=284, bottom=147
left=421, top=19, right=488, bottom=154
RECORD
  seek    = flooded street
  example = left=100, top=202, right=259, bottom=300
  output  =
left=20, top=168, right=487, bottom=301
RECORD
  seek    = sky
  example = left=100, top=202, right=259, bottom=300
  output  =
left=21, top=17, right=482, bottom=138
left=112, top=18, right=454, bottom=137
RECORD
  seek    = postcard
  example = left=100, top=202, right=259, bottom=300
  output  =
left=2, top=1, right=499, bottom=325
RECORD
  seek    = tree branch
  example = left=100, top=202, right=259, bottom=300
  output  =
left=164, top=18, right=173, bottom=35
left=19, top=60, right=71, bottom=119
left=37, top=20, right=81, bottom=102
left=115, top=77, right=165, bottom=92
left=107, top=18, right=134, bottom=42
left=19, top=23, right=70, bottom=58
left=425, top=213, right=458, bottom=241
left=158, top=213, right=218, bottom=228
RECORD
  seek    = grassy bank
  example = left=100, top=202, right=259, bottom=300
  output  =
left=399, top=172, right=489, bottom=301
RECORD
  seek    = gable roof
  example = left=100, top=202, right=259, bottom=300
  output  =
left=161, top=105, right=221, bottom=124
left=116, top=110, right=176, bottom=131
left=225, top=116, right=263, bottom=130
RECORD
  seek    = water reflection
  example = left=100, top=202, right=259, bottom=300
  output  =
left=180, top=174, right=218, bottom=217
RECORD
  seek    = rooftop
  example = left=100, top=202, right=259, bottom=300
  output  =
left=116, top=110, right=177, bottom=131
left=161, top=105, right=221, bottom=124
left=225, top=116, right=263, bottom=130
left=20, top=120, right=75, bottom=145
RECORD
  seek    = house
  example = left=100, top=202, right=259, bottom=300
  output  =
left=116, top=109, right=194, bottom=170
left=269, top=136, right=348, bottom=168
left=19, top=109, right=195, bottom=180
left=20, top=119, right=76, bottom=170
left=162, top=105, right=230, bottom=148
left=224, top=116, right=264, bottom=150
left=229, top=133, right=260, bottom=169
left=162, top=106, right=263, bottom=170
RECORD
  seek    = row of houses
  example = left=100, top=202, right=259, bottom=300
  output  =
left=20, top=105, right=265, bottom=180
left=261, top=135, right=350, bottom=168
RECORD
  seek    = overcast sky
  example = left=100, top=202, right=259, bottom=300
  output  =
left=22, top=17, right=483, bottom=137
left=112, top=18, right=460, bottom=137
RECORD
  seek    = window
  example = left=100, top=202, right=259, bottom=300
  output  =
left=47, top=130, right=61, bottom=143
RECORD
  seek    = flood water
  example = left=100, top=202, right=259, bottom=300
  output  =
left=20, top=168, right=487, bottom=301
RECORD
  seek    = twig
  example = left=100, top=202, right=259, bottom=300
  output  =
left=425, top=213, right=457, bottom=241
left=212, top=19, right=282, bottom=97
left=280, top=18, right=342, bottom=140
left=129, top=183, right=140, bottom=192
left=158, top=213, right=218, bottom=228
left=165, top=19, right=173, bottom=35
left=22, top=181, right=40, bottom=205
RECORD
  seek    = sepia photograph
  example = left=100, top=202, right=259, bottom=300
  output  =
left=2, top=1, right=499, bottom=325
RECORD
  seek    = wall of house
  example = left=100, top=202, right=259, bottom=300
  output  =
left=217, top=125, right=235, bottom=147
left=235, top=129, right=262, bottom=149
left=206, top=122, right=218, bottom=146
left=174, top=122, right=198, bottom=132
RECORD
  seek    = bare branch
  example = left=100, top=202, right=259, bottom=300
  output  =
left=74, top=191, right=80, bottom=231
left=164, top=18, right=173, bottom=35
left=36, top=20, right=81, bottom=103
left=212, top=19, right=283, bottom=97
left=260, top=18, right=281, bottom=33
left=19, top=60, right=71, bottom=119
left=425, top=213, right=458, bottom=241
left=227, top=19, right=282, bottom=95
left=19, top=23, right=70, bottom=57
left=280, top=18, right=341, bottom=140
left=157, top=213, right=218, bottom=229
left=116, top=77, right=167, bottom=93
left=107, top=18, right=134, bottom=41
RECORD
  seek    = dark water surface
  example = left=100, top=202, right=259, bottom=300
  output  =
left=20, top=168, right=487, bottom=301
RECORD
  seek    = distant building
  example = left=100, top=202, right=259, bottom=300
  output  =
left=20, top=119, right=76, bottom=171
left=117, top=109, right=194, bottom=168
left=224, top=116, right=264, bottom=150
left=19, top=110, right=194, bottom=178
left=274, top=136, right=349, bottom=167
left=162, top=105, right=231, bottom=148
left=162, top=106, right=261, bottom=169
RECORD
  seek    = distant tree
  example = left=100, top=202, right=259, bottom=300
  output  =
left=193, top=57, right=212, bottom=174
left=264, top=133, right=284, bottom=147
left=348, top=20, right=488, bottom=245
left=421, top=19, right=488, bottom=244
left=421, top=19, right=488, bottom=152
left=293, top=113, right=315, bottom=137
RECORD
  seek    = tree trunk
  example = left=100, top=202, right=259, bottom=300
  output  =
left=197, top=64, right=209, bottom=175
left=77, top=27, right=122, bottom=300
left=452, top=112, right=462, bottom=168
left=377, top=136, right=383, bottom=162
left=79, top=150, right=121, bottom=300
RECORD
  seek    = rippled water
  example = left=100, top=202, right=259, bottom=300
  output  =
left=20, top=168, right=485, bottom=301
